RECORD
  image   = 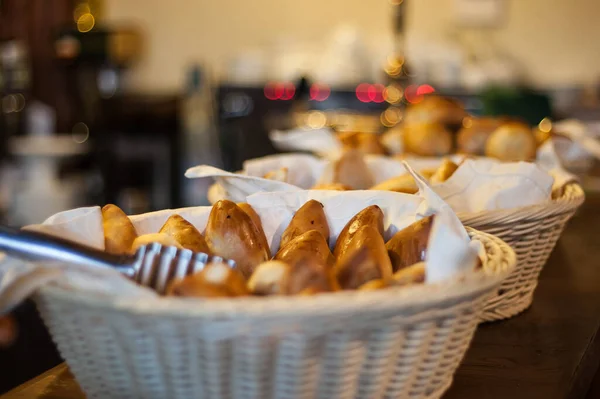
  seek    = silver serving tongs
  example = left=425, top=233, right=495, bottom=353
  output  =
left=0, top=226, right=235, bottom=294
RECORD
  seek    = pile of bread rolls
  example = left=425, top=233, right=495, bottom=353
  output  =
left=331, top=95, right=552, bottom=162
left=261, top=152, right=460, bottom=194
left=100, top=199, right=456, bottom=298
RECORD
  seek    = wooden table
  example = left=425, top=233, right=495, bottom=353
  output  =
left=3, top=194, right=600, bottom=399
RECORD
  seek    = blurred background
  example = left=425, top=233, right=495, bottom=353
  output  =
left=1, top=0, right=600, bottom=226
left=1, top=0, right=600, bottom=393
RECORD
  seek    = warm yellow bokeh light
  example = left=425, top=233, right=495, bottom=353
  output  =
left=462, top=117, right=473, bottom=129
left=307, top=111, right=327, bottom=129
left=77, top=13, right=95, bottom=33
left=384, top=85, right=403, bottom=104
left=538, top=117, right=552, bottom=133
left=73, top=4, right=91, bottom=22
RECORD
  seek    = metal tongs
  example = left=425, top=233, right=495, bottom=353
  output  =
left=0, top=226, right=235, bottom=294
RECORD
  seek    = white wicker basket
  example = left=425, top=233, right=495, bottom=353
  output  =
left=458, top=183, right=585, bottom=322
left=33, top=229, right=514, bottom=399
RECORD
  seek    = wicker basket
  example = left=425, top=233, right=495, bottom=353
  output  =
left=33, top=229, right=515, bottom=399
left=458, top=183, right=585, bottom=322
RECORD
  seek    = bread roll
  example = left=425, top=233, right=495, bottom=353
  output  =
left=385, top=216, right=433, bottom=272
left=332, top=150, right=375, bottom=189
left=380, top=126, right=404, bottom=155
left=370, top=174, right=418, bottom=194
left=280, top=200, right=329, bottom=248
left=167, top=262, right=248, bottom=298
left=485, top=122, right=537, bottom=162
left=310, top=183, right=352, bottom=191
left=102, top=204, right=138, bottom=254
left=392, top=262, right=426, bottom=286
left=403, top=123, right=453, bottom=157
left=248, top=259, right=335, bottom=296
left=334, top=205, right=384, bottom=258
left=159, top=214, right=210, bottom=253
left=429, top=159, right=458, bottom=184
left=333, top=225, right=393, bottom=289
left=237, top=202, right=270, bottom=257
left=131, top=233, right=182, bottom=252
left=204, top=200, right=270, bottom=277
left=404, top=96, right=466, bottom=127
left=275, top=230, right=335, bottom=269
left=356, top=133, right=387, bottom=155
left=456, top=117, right=505, bottom=155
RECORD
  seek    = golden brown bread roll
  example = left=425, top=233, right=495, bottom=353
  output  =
left=310, top=183, right=352, bottom=191
left=429, top=159, right=459, bottom=184
left=392, top=262, right=426, bottom=286
left=237, top=202, right=270, bottom=258
left=333, top=205, right=384, bottom=259
left=380, top=126, right=404, bottom=155
left=263, top=167, right=288, bottom=182
left=248, top=258, right=336, bottom=296
left=370, top=174, right=418, bottom=194
left=280, top=200, right=329, bottom=248
left=485, top=122, right=537, bottom=162
left=204, top=200, right=270, bottom=278
left=404, top=95, right=467, bottom=127
left=356, top=133, right=387, bottom=155
left=333, top=225, right=393, bottom=289
left=456, top=117, right=505, bottom=155
left=357, top=278, right=388, bottom=291
left=403, top=123, right=453, bottom=157
left=159, top=214, right=210, bottom=253
left=332, top=150, right=375, bottom=189
left=336, top=131, right=361, bottom=148
left=131, top=233, right=182, bottom=252
left=167, top=262, right=248, bottom=298
left=385, top=216, right=433, bottom=272
left=102, top=204, right=138, bottom=254
left=274, top=230, right=335, bottom=269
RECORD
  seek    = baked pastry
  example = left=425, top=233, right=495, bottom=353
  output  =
left=429, top=159, right=458, bottom=184
left=380, top=126, right=404, bottom=155
left=204, top=200, right=270, bottom=277
left=102, top=204, right=138, bottom=254
left=404, top=95, right=467, bottom=129
left=310, top=183, right=352, bottom=191
left=370, top=174, right=418, bottom=194
left=333, top=226, right=393, bottom=289
left=280, top=200, right=329, bottom=248
left=248, top=259, right=335, bottom=296
left=131, top=233, right=182, bottom=252
left=403, top=123, right=453, bottom=157
left=456, top=117, right=505, bottom=155
left=330, top=150, right=375, bottom=189
left=386, top=216, right=433, bottom=272
left=237, top=202, right=270, bottom=257
left=356, top=133, right=387, bottom=155
left=485, top=121, right=537, bottom=161
left=392, top=262, right=426, bottom=285
left=167, top=262, right=248, bottom=298
left=274, top=230, right=335, bottom=269
left=334, top=205, right=384, bottom=258
left=159, top=214, right=210, bottom=253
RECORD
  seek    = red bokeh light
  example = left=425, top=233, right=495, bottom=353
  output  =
left=282, top=82, right=296, bottom=100
left=264, top=82, right=277, bottom=100
left=310, top=83, right=330, bottom=101
left=356, top=83, right=371, bottom=103
left=405, top=84, right=424, bottom=104
left=371, top=84, right=385, bottom=103
left=417, top=84, right=435, bottom=96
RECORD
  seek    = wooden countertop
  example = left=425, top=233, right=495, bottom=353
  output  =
left=3, top=193, right=600, bottom=399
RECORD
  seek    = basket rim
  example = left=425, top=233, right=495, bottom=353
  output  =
left=457, top=182, right=585, bottom=224
left=36, top=228, right=516, bottom=320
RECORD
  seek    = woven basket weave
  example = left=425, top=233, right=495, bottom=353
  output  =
left=33, top=229, right=514, bottom=399
left=458, top=183, right=585, bottom=322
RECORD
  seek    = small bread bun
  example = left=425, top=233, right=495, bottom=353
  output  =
left=392, top=262, right=426, bottom=286
left=248, top=259, right=335, bottom=296
left=404, top=96, right=467, bottom=127
left=370, top=174, right=418, bottom=194
left=131, top=233, right=182, bottom=252
left=356, top=133, right=387, bottom=155
left=332, top=150, right=375, bottom=189
left=403, top=123, right=453, bottom=156
left=310, top=183, right=352, bottom=191
left=380, top=126, right=404, bottom=155
left=485, top=122, right=537, bottom=162
left=429, top=159, right=459, bottom=184
left=167, top=262, right=248, bottom=298
left=457, top=117, right=505, bottom=155
left=102, top=204, right=138, bottom=254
